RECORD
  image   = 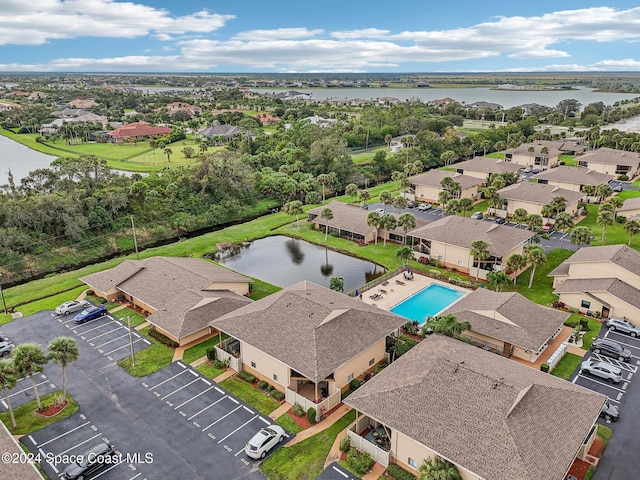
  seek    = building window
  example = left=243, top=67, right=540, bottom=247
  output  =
left=369, top=358, right=375, bottom=366
left=250, top=361, right=256, bottom=368
left=273, top=374, right=278, bottom=382
left=458, top=260, right=464, bottom=266
left=347, top=373, right=354, bottom=382
left=581, top=300, right=591, bottom=309
left=408, top=458, right=417, bottom=468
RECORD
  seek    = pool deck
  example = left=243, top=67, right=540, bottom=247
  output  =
left=360, top=272, right=470, bottom=313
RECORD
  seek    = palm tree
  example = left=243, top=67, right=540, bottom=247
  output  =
left=391, top=171, right=407, bottom=192
left=596, top=182, right=613, bottom=203
left=512, top=208, right=529, bottom=228
left=430, top=314, right=471, bottom=343
left=317, top=173, right=331, bottom=202
left=527, top=145, right=535, bottom=167
left=438, top=190, right=451, bottom=217
left=0, top=359, right=18, bottom=428
left=458, top=197, right=473, bottom=217
left=345, top=183, right=358, bottom=203
left=440, top=177, right=461, bottom=198
left=480, top=140, right=491, bottom=156
left=440, top=150, right=456, bottom=167
left=359, top=189, right=371, bottom=207
left=392, top=195, right=407, bottom=214
left=395, top=245, right=414, bottom=266
left=597, top=204, right=615, bottom=242
left=283, top=200, right=304, bottom=230
left=12, top=344, right=48, bottom=410
left=329, top=276, right=344, bottom=292
left=164, top=146, right=173, bottom=162
left=418, top=457, right=462, bottom=480
left=570, top=226, right=592, bottom=249
left=380, top=213, right=397, bottom=247
left=384, top=134, right=392, bottom=149
left=367, top=211, right=383, bottom=245
left=470, top=240, right=490, bottom=281
left=527, top=213, right=543, bottom=231
left=47, top=337, right=80, bottom=399
left=506, top=253, right=527, bottom=284
left=445, top=198, right=461, bottom=215
left=606, top=196, right=623, bottom=219
left=554, top=212, right=574, bottom=250
left=524, top=244, right=546, bottom=289
left=397, top=213, right=416, bottom=244
left=550, top=196, right=567, bottom=217
left=541, top=203, right=555, bottom=224
left=624, top=219, right=640, bottom=246
left=320, top=207, right=333, bottom=241
left=379, top=190, right=393, bottom=212
left=487, top=271, right=511, bottom=292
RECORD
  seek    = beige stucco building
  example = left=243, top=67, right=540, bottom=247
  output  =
left=532, top=166, right=614, bottom=192
left=503, top=142, right=562, bottom=170
left=576, top=147, right=640, bottom=177
left=408, top=170, right=482, bottom=204
left=345, top=335, right=605, bottom=479
left=496, top=181, right=584, bottom=219
left=452, top=156, right=520, bottom=182
left=409, top=216, right=535, bottom=279
left=616, top=196, right=640, bottom=221
left=550, top=244, right=640, bottom=322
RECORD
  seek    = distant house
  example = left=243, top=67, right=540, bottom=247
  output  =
left=503, top=142, right=562, bottom=170
left=165, top=101, right=202, bottom=117
left=345, top=335, right=605, bottom=478
left=496, top=182, right=584, bottom=219
left=616, top=197, right=640, bottom=220
left=69, top=98, right=99, bottom=109
left=441, top=289, right=568, bottom=362
left=106, top=121, right=172, bottom=142
left=198, top=125, right=253, bottom=143
left=40, top=109, right=109, bottom=133
left=301, top=115, right=338, bottom=128
left=576, top=147, right=640, bottom=177
left=408, top=170, right=483, bottom=203
left=532, top=166, right=614, bottom=192
left=210, top=281, right=407, bottom=420
left=307, top=200, right=428, bottom=245
left=550, top=244, right=640, bottom=322
left=254, top=113, right=280, bottom=125
left=80, top=257, right=252, bottom=345
left=389, top=135, right=416, bottom=153
left=453, top=156, right=520, bottom=182
left=409, top=216, right=535, bottom=279
left=0, top=102, right=21, bottom=111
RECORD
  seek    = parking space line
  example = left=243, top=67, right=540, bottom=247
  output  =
left=161, top=378, right=201, bottom=400
left=57, top=432, right=103, bottom=456
left=201, top=378, right=211, bottom=386
left=592, top=353, right=638, bottom=372
left=148, top=370, right=190, bottom=391
left=94, top=333, right=130, bottom=348
left=103, top=337, right=145, bottom=356
left=128, top=473, right=142, bottom=480
left=243, top=406, right=254, bottom=415
left=174, top=386, right=215, bottom=410
left=87, top=461, right=123, bottom=479
left=202, top=405, right=243, bottom=432
left=259, top=417, right=271, bottom=425
left=84, top=326, right=126, bottom=342
left=75, top=320, right=119, bottom=335
left=333, top=465, right=349, bottom=478
left=60, top=317, right=78, bottom=325
left=42, top=448, right=58, bottom=474
left=228, top=397, right=239, bottom=405
left=38, top=421, right=91, bottom=447
left=188, top=395, right=227, bottom=420
left=215, top=387, right=225, bottom=395
left=603, top=332, right=640, bottom=351
left=217, top=415, right=258, bottom=444
left=7, top=380, right=50, bottom=399
left=573, top=374, right=628, bottom=393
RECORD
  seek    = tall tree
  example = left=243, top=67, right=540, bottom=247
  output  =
left=319, top=207, right=333, bottom=241
left=12, top=344, right=48, bottom=410
left=345, top=183, right=358, bottom=204
left=283, top=200, right=304, bottom=230
left=397, top=213, right=416, bottom=244
left=359, top=189, right=371, bottom=207
left=487, top=271, right=511, bottom=292
left=380, top=213, right=398, bottom=247
left=554, top=212, right=574, bottom=250
left=379, top=190, right=393, bottom=212
left=595, top=183, right=613, bottom=203
left=47, top=337, right=80, bottom=399
left=0, top=359, right=18, bottom=428
left=625, top=219, right=640, bottom=246
left=570, top=226, right=592, bottom=249
left=470, top=240, right=490, bottom=281
left=597, top=206, right=615, bottom=242
left=506, top=253, right=527, bottom=284
left=512, top=208, right=529, bottom=228
left=431, top=314, right=472, bottom=343
left=458, top=197, right=473, bottom=217
left=527, top=213, right=543, bottom=231
left=524, top=244, right=546, bottom=289
left=316, top=173, right=331, bottom=202
left=392, top=195, right=407, bottom=214
left=367, top=211, right=383, bottom=245
left=395, top=245, right=414, bottom=266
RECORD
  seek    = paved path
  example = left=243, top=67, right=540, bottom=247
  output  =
left=269, top=402, right=293, bottom=420
left=286, top=404, right=352, bottom=446
left=213, top=369, right=236, bottom=383
left=189, top=356, right=208, bottom=367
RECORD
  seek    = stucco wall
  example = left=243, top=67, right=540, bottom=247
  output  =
left=568, top=262, right=640, bottom=288
left=334, top=339, right=386, bottom=392
left=559, top=291, right=640, bottom=324
left=205, top=281, right=250, bottom=296
left=240, top=342, right=290, bottom=391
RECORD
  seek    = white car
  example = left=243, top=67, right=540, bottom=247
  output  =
left=417, top=203, right=432, bottom=211
left=245, top=425, right=285, bottom=459
left=55, top=300, right=91, bottom=316
left=580, top=360, right=623, bottom=383
left=373, top=208, right=385, bottom=215
left=606, top=317, right=640, bottom=337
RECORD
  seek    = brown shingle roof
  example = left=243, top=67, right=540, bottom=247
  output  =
left=408, top=170, right=482, bottom=190
left=532, top=166, right=614, bottom=187
left=618, top=197, right=640, bottom=213
left=442, top=289, right=568, bottom=351
left=497, top=181, right=584, bottom=205
left=579, top=147, right=640, bottom=167
left=408, top=216, right=535, bottom=257
left=453, top=157, right=520, bottom=174
left=345, top=335, right=605, bottom=480
left=549, top=244, right=640, bottom=279
left=0, top=422, right=43, bottom=479
left=210, top=281, right=407, bottom=383
left=555, top=277, right=640, bottom=310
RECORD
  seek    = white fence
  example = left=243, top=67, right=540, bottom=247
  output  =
left=213, top=344, right=241, bottom=372
left=285, top=389, right=341, bottom=421
left=347, top=420, right=391, bottom=467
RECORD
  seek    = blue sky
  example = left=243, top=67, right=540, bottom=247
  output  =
left=1, top=1, right=639, bottom=72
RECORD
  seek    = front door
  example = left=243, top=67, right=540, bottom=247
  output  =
left=601, top=306, right=610, bottom=318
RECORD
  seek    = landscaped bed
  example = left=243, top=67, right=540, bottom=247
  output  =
left=0, top=392, right=78, bottom=435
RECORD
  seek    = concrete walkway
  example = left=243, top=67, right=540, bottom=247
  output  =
left=172, top=332, right=220, bottom=362
left=268, top=402, right=292, bottom=420
left=189, top=356, right=208, bottom=367
left=285, top=404, right=352, bottom=447
left=135, top=321, right=150, bottom=331
left=213, top=369, right=236, bottom=383
left=108, top=303, right=132, bottom=313
left=362, top=463, right=386, bottom=480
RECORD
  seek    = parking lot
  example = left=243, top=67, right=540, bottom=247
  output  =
left=142, top=361, right=290, bottom=465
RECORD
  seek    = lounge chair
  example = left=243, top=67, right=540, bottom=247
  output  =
left=396, top=279, right=405, bottom=286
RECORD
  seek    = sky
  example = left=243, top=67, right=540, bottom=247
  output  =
left=1, top=1, right=640, bottom=73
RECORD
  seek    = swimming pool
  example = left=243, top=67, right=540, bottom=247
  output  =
left=390, top=283, right=466, bottom=324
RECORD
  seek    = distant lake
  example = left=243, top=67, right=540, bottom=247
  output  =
left=251, top=86, right=639, bottom=109
left=215, top=235, right=386, bottom=292
left=0, top=134, right=57, bottom=185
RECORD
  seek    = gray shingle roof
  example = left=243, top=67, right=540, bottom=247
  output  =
left=549, top=244, right=640, bottom=279
left=442, top=289, right=568, bottom=351
left=555, top=277, right=640, bottom=310
left=579, top=147, right=640, bottom=167
left=453, top=156, right=521, bottom=174
left=345, top=335, right=605, bottom=480
left=408, top=170, right=482, bottom=190
left=408, top=216, right=535, bottom=257
left=210, top=281, right=407, bottom=383
left=497, top=182, right=584, bottom=206
left=0, top=422, right=43, bottom=480
left=618, top=197, right=640, bottom=213
left=532, top=166, right=614, bottom=187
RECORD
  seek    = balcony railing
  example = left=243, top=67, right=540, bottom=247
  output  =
left=347, top=417, right=391, bottom=467
left=284, top=388, right=341, bottom=422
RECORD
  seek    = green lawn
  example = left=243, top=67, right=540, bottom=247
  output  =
left=577, top=201, right=640, bottom=248
left=275, top=412, right=303, bottom=435
left=551, top=353, right=583, bottom=380
left=182, top=333, right=229, bottom=365
left=15, top=286, right=88, bottom=317
left=559, top=154, right=577, bottom=166
left=0, top=392, right=79, bottom=435
left=194, top=363, right=226, bottom=380
left=219, top=377, right=281, bottom=415
left=118, top=326, right=174, bottom=376
left=110, top=308, right=148, bottom=327
left=582, top=318, right=603, bottom=350
left=509, top=248, right=574, bottom=305
left=260, top=409, right=356, bottom=480
left=351, top=147, right=387, bottom=165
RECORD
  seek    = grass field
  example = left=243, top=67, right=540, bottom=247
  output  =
left=0, top=392, right=79, bottom=435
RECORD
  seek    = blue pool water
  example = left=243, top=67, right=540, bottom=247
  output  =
left=390, top=284, right=466, bottom=324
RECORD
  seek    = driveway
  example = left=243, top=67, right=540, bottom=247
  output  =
left=1, top=310, right=286, bottom=479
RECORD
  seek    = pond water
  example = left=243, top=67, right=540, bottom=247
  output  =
left=215, top=235, right=386, bottom=292
left=0, top=134, right=58, bottom=185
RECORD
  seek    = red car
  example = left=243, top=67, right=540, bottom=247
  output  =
left=542, top=223, right=553, bottom=233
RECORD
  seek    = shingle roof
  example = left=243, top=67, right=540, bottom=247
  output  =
left=532, top=166, right=614, bottom=187
left=0, top=422, right=43, bottom=480
left=106, top=121, right=172, bottom=139
left=408, top=170, right=482, bottom=190
left=453, top=157, right=520, bottom=174
left=210, top=281, right=407, bottom=383
left=199, top=125, right=241, bottom=137
left=505, top=142, right=563, bottom=157
left=497, top=182, right=584, bottom=205
left=579, top=147, right=640, bottom=167
left=618, top=197, right=640, bottom=213
left=408, top=216, right=535, bottom=257
left=442, top=289, right=568, bottom=351
left=555, top=277, right=640, bottom=310
left=549, top=244, right=640, bottom=279
left=345, top=335, right=605, bottom=480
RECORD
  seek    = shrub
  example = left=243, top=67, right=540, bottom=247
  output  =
left=238, top=371, right=256, bottom=383
left=346, top=449, right=374, bottom=476
left=579, top=318, right=589, bottom=330
left=374, top=361, right=388, bottom=374
left=329, top=231, right=340, bottom=237
left=339, top=436, right=351, bottom=453
left=350, top=379, right=362, bottom=390
left=564, top=317, right=579, bottom=328
left=148, top=328, right=179, bottom=348
left=418, top=256, right=430, bottom=265
left=567, top=307, right=580, bottom=314
left=86, top=290, right=95, bottom=296
left=271, top=391, right=285, bottom=401
left=618, top=174, right=629, bottom=181
left=206, top=347, right=216, bottom=361
left=541, top=363, right=550, bottom=373
left=292, top=402, right=305, bottom=417
left=212, top=359, right=228, bottom=369
left=386, top=464, right=417, bottom=480
left=257, top=380, right=268, bottom=390
left=95, top=296, right=108, bottom=304
left=307, top=407, right=317, bottom=424
left=552, top=301, right=565, bottom=309
left=267, top=384, right=275, bottom=392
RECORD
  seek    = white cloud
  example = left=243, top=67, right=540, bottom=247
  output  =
left=331, top=28, right=390, bottom=40
left=232, top=28, right=323, bottom=40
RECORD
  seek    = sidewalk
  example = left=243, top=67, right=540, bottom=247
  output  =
left=285, top=404, right=352, bottom=446
left=171, top=332, right=219, bottom=362
left=269, top=402, right=292, bottom=420
left=213, top=369, right=236, bottom=383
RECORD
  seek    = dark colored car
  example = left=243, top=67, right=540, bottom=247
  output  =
left=494, top=217, right=506, bottom=224
left=600, top=401, right=620, bottom=422
left=63, top=443, right=117, bottom=479
left=591, top=338, right=632, bottom=362
left=74, top=305, right=107, bottom=324
left=406, top=200, right=417, bottom=208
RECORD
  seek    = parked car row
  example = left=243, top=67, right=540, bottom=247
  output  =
left=606, top=317, right=640, bottom=338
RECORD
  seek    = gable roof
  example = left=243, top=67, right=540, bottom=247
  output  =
left=548, top=244, right=640, bottom=279
left=106, top=121, right=172, bottom=139
left=497, top=181, right=584, bottom=206
left=453, top=156, right=520, bottom=174
left=532, top=166, right=614, bottom=187
left=554, top=277, right=640, bottom=310
left=210, top=281, right=407, bottom=383
left=199, top=124, right=242, bottom=137
left=442, top=289, right=568, bottom=351
left=345, top=335, right=605, bottom=480
left=578, top=147, right=640, bottom=167
left=408, top=169, right=482, bottom=190
left=408, top=216, right=535, bottom=257
left=618, top=196, right=640, bottom=213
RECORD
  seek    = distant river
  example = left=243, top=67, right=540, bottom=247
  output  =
left=251, top=86, right=639, bottom=109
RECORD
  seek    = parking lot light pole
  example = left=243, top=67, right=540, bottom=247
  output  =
left=127, top=316, right=136, bottom=366
left=0, top=274, right=7, bottom=315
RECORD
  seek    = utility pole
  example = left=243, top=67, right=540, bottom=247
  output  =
left=130, top=215, right=139, bottom=260
left=127, top=316, right=136, bottom=367
left=0, top=274, right=7, bottom=315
